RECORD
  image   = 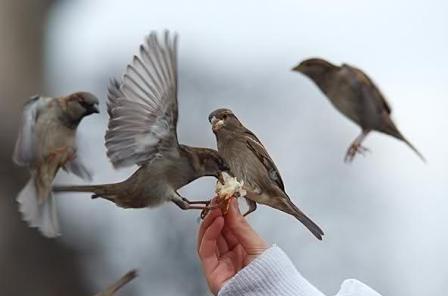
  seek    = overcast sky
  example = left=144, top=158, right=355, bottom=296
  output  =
left=45, top=1, right=448, bottom=295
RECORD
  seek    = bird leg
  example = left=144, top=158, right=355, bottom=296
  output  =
left=243, top=198, right=257, bottom=217
left=173, top=197, right=218, bottom=211
left=181, top=197, right=211, bottom=205
left=344, top=130, right=371, bottom=162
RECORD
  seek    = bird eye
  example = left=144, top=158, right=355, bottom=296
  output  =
left=223, top=114, right=228, bottom=120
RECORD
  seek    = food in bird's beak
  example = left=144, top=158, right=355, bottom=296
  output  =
left=215, top=172, right=246, bottom=214
left=211, top=116, right=224, bottom=131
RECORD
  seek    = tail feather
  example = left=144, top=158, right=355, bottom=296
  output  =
left=396, top=134, right=426, bottom=162
left=382, top=118, right=426, bottom=162
left=52, top=184, right=105, bottom=195
left=283, top=199, right=324, bottom=240
left=18, top=177, right=60, bottom=238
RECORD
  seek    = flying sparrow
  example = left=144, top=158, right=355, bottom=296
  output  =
left=13, top=92, right=99, bottom=237
left=208, top=109, right=324, bottom=240
left=54, top=31, right=229, bottom=211
left=293, top=58, right=425, bottom=162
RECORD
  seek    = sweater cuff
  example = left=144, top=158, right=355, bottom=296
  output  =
left=336, top=279, right=383, bottom=296
left=218, top=245, right=326, bottom=296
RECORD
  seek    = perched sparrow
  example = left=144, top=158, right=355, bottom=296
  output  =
left=53, top=31, right=229, bottom=211
left=93, top=269, right=138, bottom=296
left=13, top=92, right=99, bottom=237
left=208, top=109, right=324, bottom=240
left=292, top=58, right=425, bottom=162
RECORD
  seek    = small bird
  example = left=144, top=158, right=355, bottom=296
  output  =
left=208, top=109, right=324, bottom=240
left=292, top=58, right=425, bottom=162
left=13, top=92, right=99, bottom=237
left=53, top=31, right=229, bottom=211
left=93, top=269, right=138, bottom=296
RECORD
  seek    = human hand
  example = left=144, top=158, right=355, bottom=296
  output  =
left=197, top=198, right=268, bottom=295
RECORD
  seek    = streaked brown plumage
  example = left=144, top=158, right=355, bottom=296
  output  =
left=293, top=58, right=425, bottom=162
left=208, top=109, right=324, bottom=240
left=53, top=31, right=229, bottom=211
left=13, top=92, right=99, bottom=237
left=93, top=269, right=138, bottom=296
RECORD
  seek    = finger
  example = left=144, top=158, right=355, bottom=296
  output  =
left=210, top=196, right=221, bottom=205
left=227, top=244, right=246, bottom=271
left=198, top=216, right=225, bottom=272
left=197, top=207, right=222, bottom=249
left=222, top=225, right=239, bottom=250
left=217, top=234, right=229, bottom=254
left=225, top=199, right=267, bottom=251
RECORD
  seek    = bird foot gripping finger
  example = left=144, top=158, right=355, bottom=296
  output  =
left=200, top=196, right=220, bottom=219
left=199, top=195, right=236, bottom=219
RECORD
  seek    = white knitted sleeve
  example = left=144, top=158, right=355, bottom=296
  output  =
left=217, top=245, right=382, bottom=296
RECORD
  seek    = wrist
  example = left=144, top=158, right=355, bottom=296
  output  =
left=245, top=245, right=268, bottom=265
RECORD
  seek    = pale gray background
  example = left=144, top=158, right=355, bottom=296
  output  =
left=1, top=0, right=447, bottom=295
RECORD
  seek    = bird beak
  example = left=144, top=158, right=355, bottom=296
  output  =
left=291, top=64, right=304, bottom=73
left=87, top=103, right=100, bottom=114
left=210, top=116, right=224, bottom=131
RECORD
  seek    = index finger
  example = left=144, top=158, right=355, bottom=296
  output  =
left=197, top=207, right=222, bottom=250
left=198, top=216, right=224, bottom=272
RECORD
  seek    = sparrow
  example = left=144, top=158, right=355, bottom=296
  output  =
left=292, top=58, right=425, bottom=162
left=13, top=92, right=99, bottom=237
left=208, top=109, right=324, bottom=240
left=53, top=31, right=229, bottom=211
left=93, top=269, right=138, bottom=296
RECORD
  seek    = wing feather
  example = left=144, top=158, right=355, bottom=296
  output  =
left=105, top=31, right=179, bottom=168
left=244, top=130, right=285, bottom=191
left=13, top=96, right=51, bottom=166
left=342, top=64, right=392, bottom=115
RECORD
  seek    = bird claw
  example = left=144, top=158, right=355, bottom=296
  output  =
left=200, top=209, right=208, bottom=220
left=200, top=198, right=220, bottom=219
left=344, top=144, right=370, bottom=162
left=199, top=195, right=236, bottom=219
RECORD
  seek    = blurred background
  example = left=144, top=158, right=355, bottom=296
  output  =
left=1, top=0, right=447, bottom=295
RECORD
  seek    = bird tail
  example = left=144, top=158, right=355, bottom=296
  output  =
left=382, top=120, right=426, bottom=162
left=284, top=199, right=324, bottom=240
left=17, top=176, right=60, bottom=238
left=52, top=184, right=109, bottom=198
left=94, top=269, right=138, bottom=296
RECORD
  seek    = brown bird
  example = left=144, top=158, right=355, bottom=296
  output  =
left=292, top=58, right=425, bottom=162
left=93, top=269, right=138, bottom=296
left=53, top=31, right=229, bottom=211
left=13, top=92, right=99, bottom=237
left=208, top=109, right=324, bottom=240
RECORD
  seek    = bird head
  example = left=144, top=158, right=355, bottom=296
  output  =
left=208, top=108, right=242, bottom=133
left=292, top=58, right=337, bottom=80
left=208, top=152, right=231, bottom=178
left=195, top=148, right=231, bottom=179
left=63, top=92, right=100, bottom=124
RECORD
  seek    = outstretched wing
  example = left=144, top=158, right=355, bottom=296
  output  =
left=13, top=96, right=51, bottom=166
left=244, top=129, right=285, bottom=191
left=342, top=64, right=392, bottom=115
left=105, top=31, right=179, bottom=168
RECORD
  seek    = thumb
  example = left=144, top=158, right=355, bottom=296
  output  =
left=225, top=199, right=267, bottom=253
